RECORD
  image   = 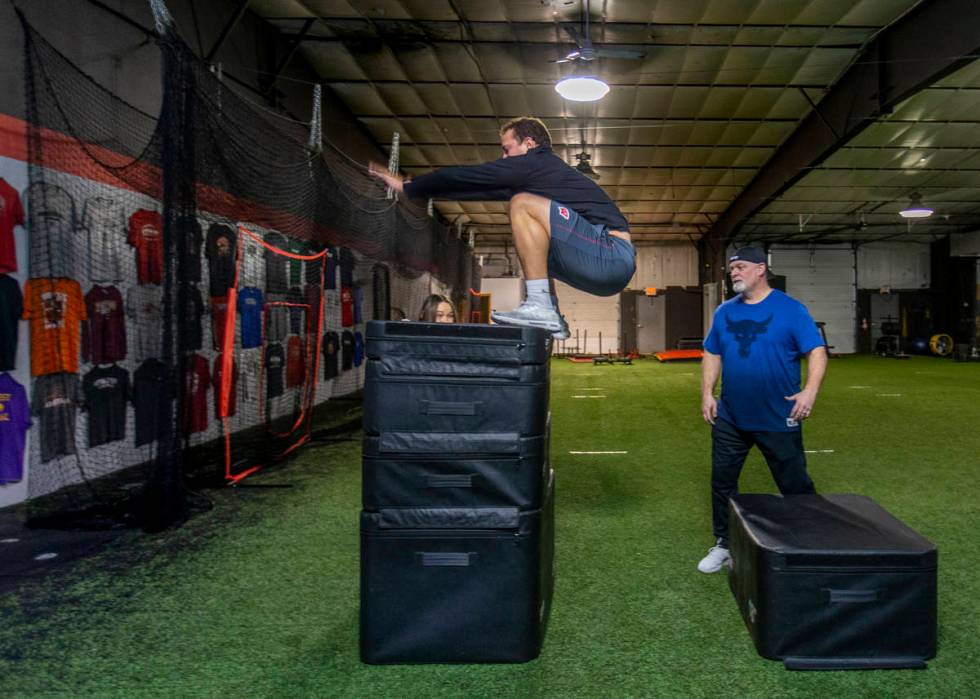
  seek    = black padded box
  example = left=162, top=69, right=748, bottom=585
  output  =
left=360, top=470, right=555, bottom=664
left=363, top=427, right=550, bottom=510
left=366, top=320, right=552, bottom=366
left=728, top=494, right=937, bottom=670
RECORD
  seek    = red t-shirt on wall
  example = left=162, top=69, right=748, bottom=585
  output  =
left=340, top=286, right=353, bottom=327
left=0, top=178, right=25, bottom=274
left=181, top=353, right=210, bottom=435
left=286, top=335, right=305, bottom=387
left=128, top=209, right=164, bottom=285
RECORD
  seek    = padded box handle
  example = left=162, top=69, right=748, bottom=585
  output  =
left=420, top=400, right=479, bottom=416
left=425, top=474, right=474, bottom=488
left=826, top=589, right=879, bottom=604
left=417, top=552, right=477, bottom=567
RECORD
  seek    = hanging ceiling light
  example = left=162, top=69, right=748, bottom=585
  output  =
left=555, top=76, right=609, bottom=102
left=899, top=192, right=934, bottom=219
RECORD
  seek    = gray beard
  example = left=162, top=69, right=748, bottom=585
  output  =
left=732, top=280, right=747, bottom=293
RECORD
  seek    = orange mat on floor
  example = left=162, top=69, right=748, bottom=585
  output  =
left=653, top=349, right=703, bottom=362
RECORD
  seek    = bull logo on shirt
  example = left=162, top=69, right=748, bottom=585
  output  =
left=41, top=292, right=67, bottom=329
left=725, top=314, right=773, bottom=358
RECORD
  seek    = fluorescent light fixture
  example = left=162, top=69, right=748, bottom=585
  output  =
left=555, top=76, right=609, bottom=102
left=899, top=192, right=933, bottom=219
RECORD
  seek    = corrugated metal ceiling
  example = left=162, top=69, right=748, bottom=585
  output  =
left=247, top=0, right=980, bottom=244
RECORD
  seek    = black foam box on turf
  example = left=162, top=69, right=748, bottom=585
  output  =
left=360, top=470, right=555, bottom=664
left=728, top=494, right=937, bottom=670
left=363, top=424, right=550, bottom=510
left=363, top=321, right=551, bottom=436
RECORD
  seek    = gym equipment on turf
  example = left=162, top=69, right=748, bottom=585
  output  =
left=654, top=349, right=703, bottom=362
left=929, top=333, right=954, bottom=356
left=728, top=494, right=937, bottom=670
left=360, top=470, right=554, bottom=664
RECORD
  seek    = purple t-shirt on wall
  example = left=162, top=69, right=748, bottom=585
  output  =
left=0, top=372, right=32, bottom=483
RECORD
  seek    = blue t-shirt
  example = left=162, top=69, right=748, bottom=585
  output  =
left=703, top=289, right=823, bottom=432
left=238, top=287, right=265, bottom=349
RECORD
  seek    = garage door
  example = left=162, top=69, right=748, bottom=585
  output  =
left=769, top=248, right=856, bottom=354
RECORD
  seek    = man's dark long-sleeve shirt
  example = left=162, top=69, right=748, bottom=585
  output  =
left=402, top=146, right=629, bottom=232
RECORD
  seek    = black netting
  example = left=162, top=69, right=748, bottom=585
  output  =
left=18, top=12, right=473, bottom=529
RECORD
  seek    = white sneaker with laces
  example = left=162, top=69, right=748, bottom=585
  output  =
left=553, top=314, right=570, bottom=340
left=491, top=301, right=563, bottom=333
left=697, top=543, right=731, bottom=574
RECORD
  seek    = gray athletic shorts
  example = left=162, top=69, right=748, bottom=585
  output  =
left=548, top=201, right=636, bottom=297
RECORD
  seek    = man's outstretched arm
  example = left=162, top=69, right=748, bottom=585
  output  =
left=369, top=158, right=529, bottom=200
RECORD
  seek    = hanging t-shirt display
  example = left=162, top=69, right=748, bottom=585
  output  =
left=0, top=275, right=22, bottom=371
left=304, top=284, right=322, bottom=335
left=264, top=342, right=285, bottom=399
left=340, top=286, right=353, bottom=327
left=321, top=331, right=339, bottom=379
left=181, top=353, right=210, bottom=435
left=305, top=242, right=325, bottom=285
left=287, top=286, right=304, bottom=335
left=31, top=372, right=81, bottom=463
left=353, top=331, right=364, bottom=367
left=211, top=354, right=238, bottom=418
left=128, top=208, right=164, bottom=285
left=133, top=358, right=169, bottom=447
left=210, top=295, right=231, bottom=352
left=239, top=228, right=265, bottom=288
left=22, top=278, right=87, bottom=376
left=0, top=178, right=25, bottom=274
left=82, top=285, right=126, bottom=365
left=82, top=364, right=129, bottom=447
left=264, top=231, right=288, bottom=294
left=176, top=215, right=203, bottom=283
left=238, top=351, right=261, bottom=404
left=287, top=238, right=305, bottom=287
left=339, top=247, right=355, bottom=287
left=0, top=373, right=31, bottom=483
left=341, top=330, right=354, bottom=371
left=352, top=286, right=363, bottom=325
left=286, top=335, right=305, bottom=387
left=324, top=247, right=338, bottom=290
left=205, top=223, right=237, bottom=297
left=178, top=283, right=204, bottom=351
left=27, top=182, right=77, bottom=279
left=238, top=286, right=264, bottom=349
left=82, top=196, right=126, bottom=283
left=126, top=285, right=163, bottom=361
left=265, top=294, right=288, bottom=342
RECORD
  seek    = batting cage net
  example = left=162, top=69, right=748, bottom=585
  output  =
left=16, top=7, right=472, bottom=529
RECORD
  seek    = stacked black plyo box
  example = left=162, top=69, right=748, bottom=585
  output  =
left=360, top=321, right=555, bottom=664
left=728, top=494, right=937, bottom=670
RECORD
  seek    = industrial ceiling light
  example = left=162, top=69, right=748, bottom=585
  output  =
left=899, top=192, right=933, bottom=219
left=555, top=76, right=609, bottom=102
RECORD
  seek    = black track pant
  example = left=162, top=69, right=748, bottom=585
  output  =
left=711, top=417, right=815, bottom=547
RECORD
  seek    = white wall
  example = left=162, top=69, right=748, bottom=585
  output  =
left=480, top=277, right=524, bottom=314
left=857, top=242, right=930, bottom=289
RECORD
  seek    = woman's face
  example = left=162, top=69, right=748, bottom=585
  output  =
left=435, top=301, right=455, bottom=323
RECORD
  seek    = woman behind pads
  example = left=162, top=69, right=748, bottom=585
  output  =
left=418, top=295, right=456, bottom=323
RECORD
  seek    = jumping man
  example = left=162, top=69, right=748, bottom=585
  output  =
left=368, top=116, right=635, bottom=338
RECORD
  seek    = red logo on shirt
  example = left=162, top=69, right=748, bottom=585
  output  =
left=558, top=206, right=570, bottom=220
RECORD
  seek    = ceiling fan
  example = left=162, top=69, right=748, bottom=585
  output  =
left=573, top=125, right=600, bottom=180
left=551, top=0, right=645, bottom=63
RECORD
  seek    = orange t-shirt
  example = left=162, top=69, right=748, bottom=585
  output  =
left=22, top=278, right=87, bottom=376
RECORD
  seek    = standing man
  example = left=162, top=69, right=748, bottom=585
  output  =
left=698, top=247, right=828, bottom=573
left=368, top=116, right=635, bottom=339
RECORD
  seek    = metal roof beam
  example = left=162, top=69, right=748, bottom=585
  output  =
left=205, top=0, right=252, bottom=63
left=704, top=0, right=980, bottom=250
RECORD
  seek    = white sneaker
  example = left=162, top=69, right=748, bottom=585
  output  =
left=697, top=544, right=731, bottom=574
left=491, top=301, right=563, bottom=333
left=553, top=314, right=570, bottom=340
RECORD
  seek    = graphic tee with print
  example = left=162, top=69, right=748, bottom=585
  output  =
left=82, top=285, right=126, bottom=364
left=128, top=209, right=164, bottom=285
left=23, top=278, right=87, bottom=376
left=238, top=287, right=264, bottom=348
left=264, top=342, right=285, bottom=399
left=206, top=223, right=238, bottom=297
left=31, top=372, right=81, bottom=463
left=127, top=285, right=163, bottom=360
left=181, top=353, right=210, bottom=435
left=82, top=364, right=129, bottom=447
left=82, top=196, right=126, bottom=282
left=0, top=373, right=31, bottom=482
left=321, top=331, right=339, bottom=379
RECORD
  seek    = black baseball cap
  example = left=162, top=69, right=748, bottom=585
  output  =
left=729, top=246, right=774, bottom=277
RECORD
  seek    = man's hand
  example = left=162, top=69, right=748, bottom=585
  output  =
left=701, top=394, right=717, bottom=425
left=368, top=161, right=405, bottom=193
left=785, top=389, right=817, bottom=421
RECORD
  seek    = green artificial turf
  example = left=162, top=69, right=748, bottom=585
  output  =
left=1, top=356, right=978, bottom=697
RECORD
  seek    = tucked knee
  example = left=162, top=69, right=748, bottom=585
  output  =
left=509, top=192, right=537, bottom=214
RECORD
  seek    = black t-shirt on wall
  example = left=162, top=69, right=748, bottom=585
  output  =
left=321, top=331, right=339, bottom=379
left=265, top=342, right=285, bottom=398
left=133, top=358, right=170, bottom=447
left=83, top=364, right=129, bottom=447
left=341, top=330, right=354, bottom=371
left=205, top=223, right=238, bottom=297
left=0, top=274, right=22, bottom=371
left=178, top=283, right=204, bottom=351
left=176, top=215, right=203, bottom=283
